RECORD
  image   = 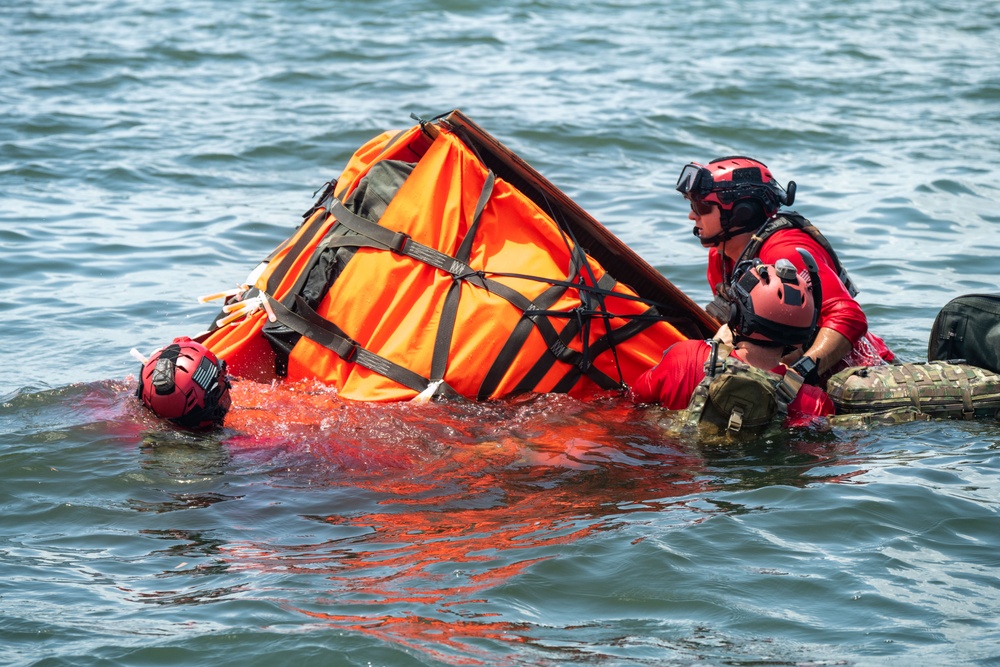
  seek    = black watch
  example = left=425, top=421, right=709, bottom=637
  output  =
left=790, top=356, right=820, bottom=385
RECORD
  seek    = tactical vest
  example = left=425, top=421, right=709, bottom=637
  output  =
left=682, top=340, right=803, bottom=435
left=706, top=212, right=859, bottom=321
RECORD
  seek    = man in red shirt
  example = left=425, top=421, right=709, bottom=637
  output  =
left=675, top=157, right=894, bottom=385
left=631, top=255, right=834, bottom=427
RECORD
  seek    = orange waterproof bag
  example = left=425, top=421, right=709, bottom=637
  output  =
left=199, top=112, right=716, bottom=401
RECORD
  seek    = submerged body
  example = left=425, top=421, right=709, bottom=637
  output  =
left=631, top=338, right=834, bottom=428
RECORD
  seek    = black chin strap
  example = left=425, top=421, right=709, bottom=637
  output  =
left=693, top=225, right=737, bottom=247
left=692, top=211, right=758, bottom=247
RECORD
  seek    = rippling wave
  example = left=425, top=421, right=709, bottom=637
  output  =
left=4, top=0, right=1000, bottom=665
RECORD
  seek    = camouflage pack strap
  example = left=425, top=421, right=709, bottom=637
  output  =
left=684, top=339, right=728, bottom=428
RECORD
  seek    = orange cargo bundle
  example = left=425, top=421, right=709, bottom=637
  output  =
left=197, top=111, right=717, bottom=402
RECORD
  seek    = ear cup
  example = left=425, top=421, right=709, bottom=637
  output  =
left=728, top=291, right=756, bottom=337
left=727, top=199, right=763, bottom=231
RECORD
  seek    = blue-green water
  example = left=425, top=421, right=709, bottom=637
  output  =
left=4, top=1, right=1000, bottom=665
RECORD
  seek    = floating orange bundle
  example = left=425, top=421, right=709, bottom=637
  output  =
left=197, top=111, right=716, bottom=402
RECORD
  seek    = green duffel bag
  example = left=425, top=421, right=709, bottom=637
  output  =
left=826, top=361, right=1000, bottom=420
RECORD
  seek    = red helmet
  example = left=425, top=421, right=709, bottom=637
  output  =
left=728, top=254, right=819, bottom=348
left=136, top=337, right=232, bottom=429
left=676, top=156, right=795, bottom=241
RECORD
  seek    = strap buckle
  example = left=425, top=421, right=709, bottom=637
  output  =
left=390, top=231, right=411, bottom=254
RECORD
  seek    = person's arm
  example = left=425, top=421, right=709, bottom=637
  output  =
left=629, top=341, right=704, bottom=409
left=629, top=355, right=668, bottom=404
left=785, top=384, right=836, bottom=427
left=761, top=231, right=867, bottom=365
left=784, top=327, right=853, bottom=376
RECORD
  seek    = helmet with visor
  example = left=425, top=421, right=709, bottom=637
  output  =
left=677, top=156, right=796, bottom=243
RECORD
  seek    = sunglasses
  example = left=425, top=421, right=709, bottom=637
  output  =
left=689, top=198, right=716, bottom=216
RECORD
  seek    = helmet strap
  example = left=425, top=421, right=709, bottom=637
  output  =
left=696, top=208, right=763, bottom=247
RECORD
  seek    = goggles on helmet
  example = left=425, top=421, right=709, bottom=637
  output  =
left=676, top=163, right=714, bottom=197
left=675, top=160, right=795, bottom=213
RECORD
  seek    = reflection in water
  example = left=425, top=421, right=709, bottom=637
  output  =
left=115, top=528, right=244, bottom=606
left=43, top=379, right=867, bottom=663
left=205, top=380, right=860, bottom=662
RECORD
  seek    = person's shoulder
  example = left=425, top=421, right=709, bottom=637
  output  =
left=671, top=338, right=714, bottom=354
left=764, top=224, right=817, bottom=245
left=760, top=225, right=833, bottom=260
left=662, top=338, right=713, bottom=367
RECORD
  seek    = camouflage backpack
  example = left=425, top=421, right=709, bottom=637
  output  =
left=826, top=361, right=1000, bottom=422
left=682, top=340, right=801, bottom=436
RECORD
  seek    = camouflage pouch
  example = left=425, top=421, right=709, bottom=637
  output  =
left=826, top=361, right=1000, bottom=420
left=683, top=341, right=793, bottom=436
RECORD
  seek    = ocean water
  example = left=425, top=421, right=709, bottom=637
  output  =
left=3, top=0, right=1000, bottom=665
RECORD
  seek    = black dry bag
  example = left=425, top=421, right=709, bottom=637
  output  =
left=928, top=294, right=1000, bottom=374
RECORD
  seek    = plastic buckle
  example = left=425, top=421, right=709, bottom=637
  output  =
left=727, top=407, right=745, bottom=433
left=390, top=231, right=410, bottom=254
left=342, top=342, right=360, bottom=363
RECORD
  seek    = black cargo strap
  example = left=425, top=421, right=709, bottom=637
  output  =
left=265, top=169, right=652, bottom=399
left=557, top=215, right=628, bottom=390
left=478, top=279, right=579, bottom=400
left=266, top=294, right=453, bottom=397
left=262, top=173, right=496, bottom=399
left=503, top=272, right=633, bottom=397
left=326, top=190, right=587, bottom=321
left=257, top=179, right=339, bottom=288
left=476, top=265, right=625, bottom=400
left=265, top=206, right=334, bottom=296
left=328, top=199, right=489, bottom=290
left=548, top=304, right=663, bottom=394
left=325, top=183, right=626, bottom=394
left=431, top=171, right=495, bottom=382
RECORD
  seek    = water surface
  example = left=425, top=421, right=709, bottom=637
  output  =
left=3, top=1, right=1000, bottom=665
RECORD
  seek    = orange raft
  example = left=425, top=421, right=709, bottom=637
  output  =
left=198, top=111, right=718, bottom=402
